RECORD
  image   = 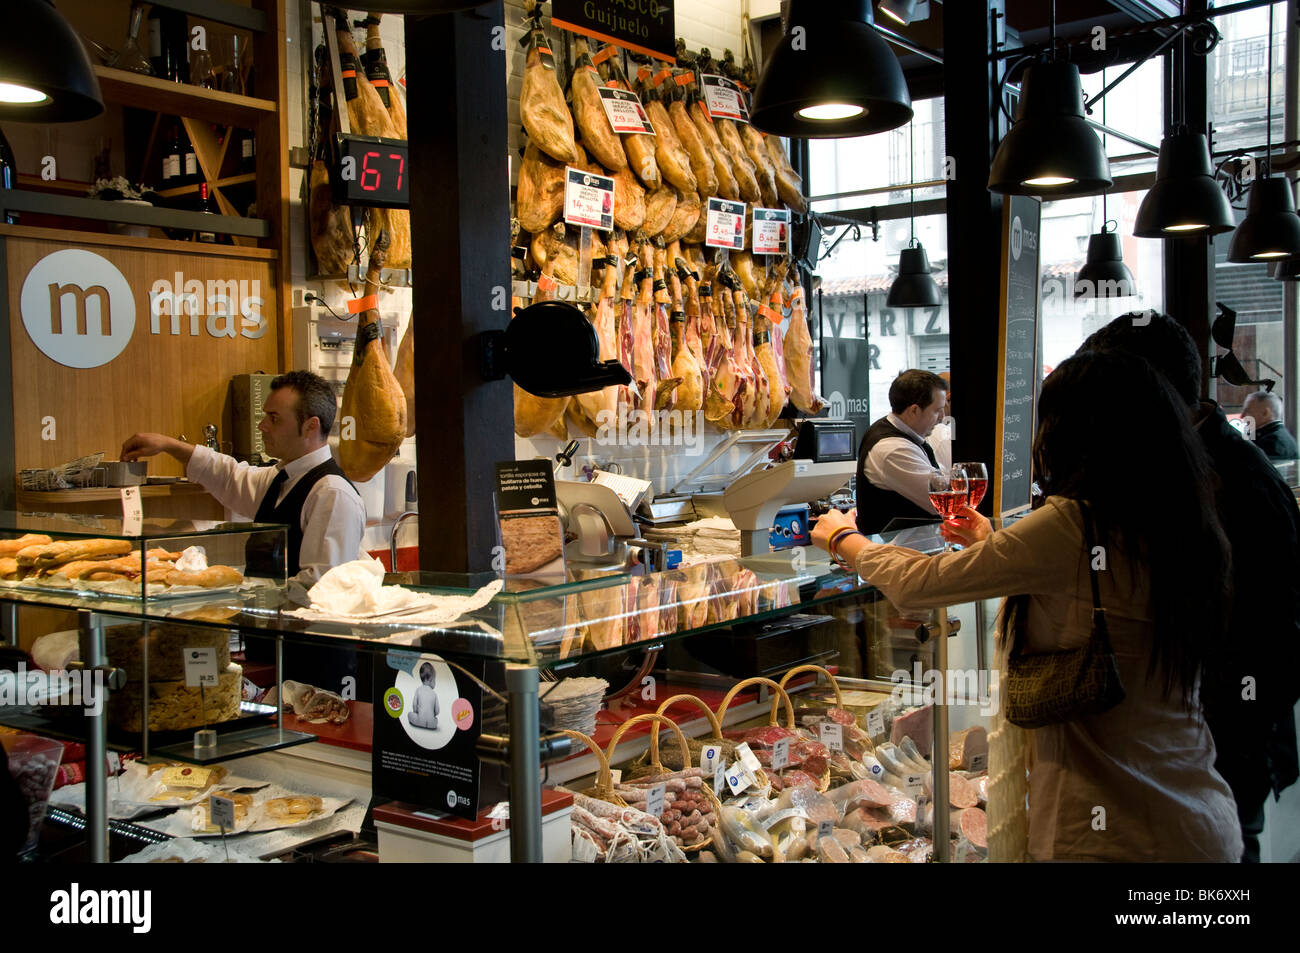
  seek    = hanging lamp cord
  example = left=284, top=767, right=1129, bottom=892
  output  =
left=1265, top=1, right=1274, bottom=176
left=909, top=119, right=916, bottom=245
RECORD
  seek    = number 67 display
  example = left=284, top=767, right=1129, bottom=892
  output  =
left=333, top=133, right=410, bottom=210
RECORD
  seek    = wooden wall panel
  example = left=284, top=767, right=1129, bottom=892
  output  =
left=6, top=232, right=279, bottom=480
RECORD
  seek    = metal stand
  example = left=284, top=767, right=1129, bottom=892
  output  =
left=933, top=608, right=951, bottom=863
left=78, top=611, right=108, bottom=863
left=505, top=664, right=542, bottom=863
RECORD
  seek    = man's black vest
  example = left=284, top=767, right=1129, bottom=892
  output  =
left=855, top=416, right=939, bottom=535
left=244, top=458, right=356, bottom=577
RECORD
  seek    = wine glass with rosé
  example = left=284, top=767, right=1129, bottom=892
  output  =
left=929, top=467, right=969, bottom=551
left=954, top=462, right=989, bottom=509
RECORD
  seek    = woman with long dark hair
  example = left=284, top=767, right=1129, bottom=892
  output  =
left=813, top=350, right=1241, bottom=861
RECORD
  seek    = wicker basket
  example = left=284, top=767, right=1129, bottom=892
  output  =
left=603, top=713, right=711, bottom=853
left=775, top=663, right=845, bottom=721
left=628, top=693, right=731, bottom=778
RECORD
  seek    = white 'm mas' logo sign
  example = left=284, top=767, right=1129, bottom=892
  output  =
left=1011, top=216, right=1023, bottom=261
left=20, top=249, right=136, bottom=368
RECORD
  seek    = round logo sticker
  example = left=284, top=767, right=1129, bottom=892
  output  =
left=452, top=698, right=475, bottom=731
left=20, top=249, right=137, bottom=368
left=383, top=687, right=404, bottom=718
left=446, top=790, right=458, bottom=808
left=1011, top=215, right=1023, bottom=261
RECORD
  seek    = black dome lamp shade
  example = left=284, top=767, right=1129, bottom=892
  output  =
left=1269, top=256, right=1300, bottom=279
left=1226, top=172, right=1300, bottom=262
left=1075, top=226, right=1135, bottom=299
left=0, top=0, right=103, bottom=122
left=750, top=0, right=913, bottom=139
left=1133, top=129, right=1234, bottom=236
left=887, top=240, right=941, bottom=307
left=987, top=61, right=1111, bottom=197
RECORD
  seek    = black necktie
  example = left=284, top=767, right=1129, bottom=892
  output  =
left=261, top=468, right=288, bottom=509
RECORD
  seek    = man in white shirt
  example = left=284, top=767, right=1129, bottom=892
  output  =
left=855, top=369, right=948, bottom=535
left=122, top=370, right=365, bottom=582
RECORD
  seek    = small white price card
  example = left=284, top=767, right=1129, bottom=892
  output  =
left=726, top=764, right=753, bottom=795
left=597, top=86, right=655, bottom=135
left=904, top=773, right=925, bottom=798
left=819, top=722, right=844, bottom=752
left=609, top=769, right=622, bottom=785
left=969, top=752, right=988, bottom=773
left=866, top=708, right=886, bottom=738
left=706, top=197, right=746, bottom=250
left=645, top=782, right=667, bottom=818
left=120, top=486, right=142, bottom=536
left=701, top=73, right=749, bottom=122
left=209, top=794, right=235, bottom=831
left=564, top=167, right=615, bottom=231
left=183, top=647, right=219, bottom=688
left=816, top=819, right=835, bottom=838
left=714, top=760, right=727, bottom=797
left=771, top=737, right=790, bottom=771
left=752, top=207, right=791, bottom=256
left=700, top=744, right=722, bottom=774
left=734, top=741, right=762, bottom=774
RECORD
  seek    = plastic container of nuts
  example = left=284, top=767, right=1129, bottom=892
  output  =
left=2, top=733, right=65, bottom=855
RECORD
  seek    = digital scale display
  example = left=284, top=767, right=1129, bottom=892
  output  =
left=333, top=133, right=409, bottom=209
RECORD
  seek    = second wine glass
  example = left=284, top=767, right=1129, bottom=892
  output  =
left=929, top=467, right=969, bottom=552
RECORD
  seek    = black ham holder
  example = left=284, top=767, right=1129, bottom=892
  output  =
left=479, top=300, right=633, bottom=398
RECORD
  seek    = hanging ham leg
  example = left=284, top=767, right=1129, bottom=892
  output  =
left=517, top=142, right=566, bottom=234
left=571, top=40, right=627, bottom=172
left=521, top=28, right=579, bottom=164
left=641, top=74, right=697, bottom=193
left=572, top=256, right=622, bottom=431
left=363, top=15, right=407, bottom=138
left=650, top=240, right=682, bottom=412
left=629, top=241, right=658, bottom=415
left=764, top=134, right=808, bottom=214
left=666, top=247, right=703, bottom=414
left=599, top=58, right=660, bottom=189
left=739, top=121, right=780, bottom=208
left=394, top=314, right=416, bottom=438
left=513, top=269, right=571, bottom=438
left=690, top=97, right=739, bottom=200
left=670, top=76, right=717, bottom=198
left=339, top=231, right=406, bottom=482
left=784, top=272, right=826, bottom=414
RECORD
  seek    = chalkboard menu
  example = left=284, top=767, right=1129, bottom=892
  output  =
left=995, top=195, right=1041, bottom=516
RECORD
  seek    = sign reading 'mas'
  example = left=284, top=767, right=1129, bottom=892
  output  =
left=19, top=248, right=266, bottom=370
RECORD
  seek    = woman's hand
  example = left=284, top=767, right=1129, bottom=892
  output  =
left=811, top=508, right=856, bottom=552
left=940, top=506, right=992, bottom=546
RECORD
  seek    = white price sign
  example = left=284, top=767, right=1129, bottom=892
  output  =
left=714, top=760, right=727, bottom=797
left=734, top=741, right=762, bottom=774
left=597, top=85, right=655, bottom=135
left=969, top=752, right=988, bottom=773
left=120, top=486, right=142, bottom=536
left=725, top=764, right=753, bottom=795
left=645, top=783, right=667, bottom=818
left=816, top=819, right=835, bottom=838
left=564, top=167, right=615, bottom=231
left=752, top=207, right=791, bottom=256
left=700, top=744, right=722, bottom=775
left=705, top=197, right=746, bottom=250
left=771, top=737, right=790, bottom=772
left=866, top=708, right=886, bottom=738
left=183, top=647, right=219, bottom=688
left=904, top=773, right=925, bottom=798
left=701, top=73, right=749, bottom=122
left=819, top=722, right=844, bottom=752
left=209, top=794, right=235, bottom=831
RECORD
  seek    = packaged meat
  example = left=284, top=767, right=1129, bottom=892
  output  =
left=826, top=778, right=894, bottom=813
left=957, top=806, right=988, bottom=851
left=890, top=705, right=933, bottom=753
left=866, top=845, right=912, bottom=863
left=774, top=785, right=837, bottom=827
left=949, top=725, right=989, bottom=771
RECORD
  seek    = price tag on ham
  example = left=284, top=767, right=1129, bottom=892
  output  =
left=866, top=708, right=886, bottom=738
left=817, top=819, right=834, bottom=838
left=706, top=197, right=746, bottom=250
left=969, top=752, right=988, bottom=773
left=700, top=744, right=722, bottom=774
left=714, top=761, right=727, bottom=797
left=734, top=741, right=762, bottom=774
left=701, top=73, right=749, bottom=122
left=752, top=207, right=791, bottom=256
left=597, top=86, right=655, bottom=135
left=771, top=737, right=790, bottom=771
left=819, top=722, right=844, bottom=752
left=725, top=764, right=753, bottom=796
left=904, top=773, right=925, bottom=798
left=120, top=487, right=142, bottom=536
left=645, top=782, right=667, bottom=818
left=183, top=647, right=218, bottom=688
left=209, top=794, right=235, bottom=832
left=564, top=167, right=615, bottom=231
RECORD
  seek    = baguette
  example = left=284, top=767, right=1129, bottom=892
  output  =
left=0, top=534, right=52, bottom=557
left=164, top=566, right=244, bottom=589
left=19, top=538, right=133, bottom=567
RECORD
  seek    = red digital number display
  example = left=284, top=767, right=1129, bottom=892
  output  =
left=336, top=135, right=409, bottom=208
left=361, top=151, right=382, bottom=191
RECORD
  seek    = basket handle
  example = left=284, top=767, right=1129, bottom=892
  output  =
left=606, top=713, right=692, bottom=780
left=774, top=664, right=843, bottom=722
left=649, top=693, right=723, bottom=767
left=716, top=676, right=795, bottom=728
left=559, top=729, right=615, bottom=799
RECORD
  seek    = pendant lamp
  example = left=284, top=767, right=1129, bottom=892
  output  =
left=1133, top=130, right=1234, bottom=236
left=0, top=0, right=103, bottom=122
left=878, top=0, right=918, bottom=26
left=888, top=121, right=941, bottom=307
left=1076, top=99, right=1134, bottom=298
left=1269, top=257, right=1300, bottom=279
left=1227, top=3, right=1300, bottom=262
left=750, top=0, right=913, bottom=139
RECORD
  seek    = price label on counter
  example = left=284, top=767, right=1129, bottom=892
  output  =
left=705, top=197, right=746, bottom=250
left=701, top=73, right=749, bottom=122
left=752, top=207, right=791, bottom=256
left=120, top=486, right=142, bottom=536
left=597, top=86, right=655, bottom=135
left=564, top=167, right=615, bottom=231
left=819, top=722, right=844, bottom=752
left=209, top=794, right=235, bottom=831
left=700, top=744, right=722, bottom=775
left=904, top=773, right=925, bottom=798
left=726, top=764, right=753, bottom=796
left=969, top=752, right=988, bottom=773
left=771, top=737, right=790, bottom=772
left=714, top=761, right=727, bottom=797
left=609, top=769, right=622, bottom=786
left=645, top=783, right=667, bottom=818
left=734, top=742, right=762, bottom=774
left=866, top=708, right=886, bottom=738
left=816, top=819, right=835, bottom=838
left=183, top=647, right=218, bottom=688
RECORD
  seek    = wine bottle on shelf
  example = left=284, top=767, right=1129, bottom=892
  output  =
left=238, top=128, right=256, bottom=175
left=147, top=7, right=188, bottom=82
left=0, top=125, right=18, bottom=225
left=161, top=121, right=182, bottom=186
left=196, top=182, right=220, bottom=243
left=182, top=126, right=199, bottom=186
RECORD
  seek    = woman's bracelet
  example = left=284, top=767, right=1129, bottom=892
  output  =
left=828, top=528, right=864, bottom=566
